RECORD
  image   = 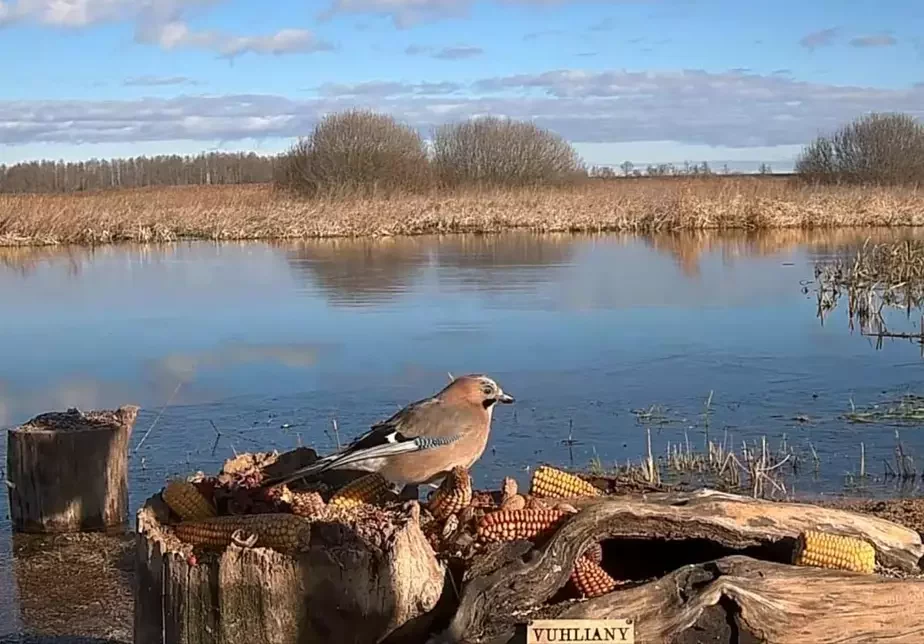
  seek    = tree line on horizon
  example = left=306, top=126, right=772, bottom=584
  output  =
left=0, top=111, right=921, bottom=195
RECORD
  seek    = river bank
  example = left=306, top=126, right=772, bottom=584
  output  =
left=3, top=177, right=924, bottom=247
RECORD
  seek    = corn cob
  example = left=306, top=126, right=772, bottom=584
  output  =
left=476, top=507, right=569, bottom=543
left=329, top=473, right=392, bottom=510
left=162, top=479, right=217, bottom=520
left=290, top=490, right=327, bottom=519
left=530, top=465, right=601, bottom=499
left=428, top=467, right=473, bottom=520
left=173, top=513, right=310, bottom=551
left=570, top=554, right=618, bottom=598
left=792, top=530, right=876, bottom=574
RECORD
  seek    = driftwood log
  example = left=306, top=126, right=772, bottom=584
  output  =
left=434, top=489, right=924, bottom=643
left=6, top=405, right=139, bottom=533
left=555, top=554, right=924, bottom=643
left=134, top=496, right=447, bottom=644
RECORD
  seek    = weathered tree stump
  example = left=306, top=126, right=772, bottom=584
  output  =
left=6, top=405, right=139, bottom=533
left=134, top=495, right=448, bottom=644
left=434, top=489, right=924, bottom=643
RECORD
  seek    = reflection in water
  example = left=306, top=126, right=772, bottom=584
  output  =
left=5, top=229, right=924, bottom=638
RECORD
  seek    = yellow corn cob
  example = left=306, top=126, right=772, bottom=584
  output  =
left=329, top=473, right=392, bottom=510
left=428, top=467, right=473, bottom=520
left=476, top=507, right=569, bottom=543
left=290, top=490, right=327, bottom=519
left=162, top=479, right=216, bottom=520
left=792, top=530, right=876, bottom=574
left=173, top=513, right=310, bottom=551
left=529, top=465, right=601, bottom=499
left=570, top=554, right=617, bottom=598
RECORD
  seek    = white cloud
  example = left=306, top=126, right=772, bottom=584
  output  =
left=318, top=0, right=470, bottom=28
left=0, top=69, right=922, bottom=148
left=0, top=0, right=331, bottom=58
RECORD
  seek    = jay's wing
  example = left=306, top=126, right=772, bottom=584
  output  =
left=262, top=396, right=462, bottom=487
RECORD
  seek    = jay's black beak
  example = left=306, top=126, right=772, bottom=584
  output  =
left=497, top=392, right=515, bottom=404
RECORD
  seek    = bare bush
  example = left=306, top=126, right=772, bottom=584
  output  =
left=431, top=117, right=585, bottom=188
left=795, top=112, right=924, bottom=186
left=276, top=110, right=431, bottom=197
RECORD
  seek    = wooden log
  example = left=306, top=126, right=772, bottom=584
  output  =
left=554, top=555, right=924, bottom=643
left=6, top=405, right=139, bottom=533
left=134, top=495, right=448, bottom=644
left=434, top=489, right=924, bottom=643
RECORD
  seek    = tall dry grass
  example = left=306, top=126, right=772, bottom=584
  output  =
left=2, top=176, right=924, bottom=247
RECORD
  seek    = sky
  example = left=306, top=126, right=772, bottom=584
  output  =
left=0, top=0, right=922, bottom=172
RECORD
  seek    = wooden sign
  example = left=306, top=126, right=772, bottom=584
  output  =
left=526, top=618, right=634, bottom=643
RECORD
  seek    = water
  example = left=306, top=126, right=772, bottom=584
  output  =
left=2, top=229, right=924, bottom=638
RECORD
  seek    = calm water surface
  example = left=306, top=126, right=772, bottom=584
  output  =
left=2, top=229, right=924, bottom=636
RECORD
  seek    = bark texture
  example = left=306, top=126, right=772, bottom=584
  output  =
left=134, top=497, right=447, bottom=644
left=6, top=405, right=138, bottom=533
left=433, top=490, right=924, bottom=643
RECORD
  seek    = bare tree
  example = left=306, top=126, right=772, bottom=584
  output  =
left=275, top=109, right=431, bottom=197
left=0, top=152, right=278, bottom=194
left=431, top=116, right=585, bottom=188
left=795, top=112, right=924, bottom=186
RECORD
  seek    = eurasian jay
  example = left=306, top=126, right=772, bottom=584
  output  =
left=264, top=374, right=514, bottom=493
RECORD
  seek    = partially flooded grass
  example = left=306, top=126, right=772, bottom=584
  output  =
left=845, top=394, right=924, bottom=425
left=815, top=239, right=924, bottom=348
left=3, top=177, right=924, bottom=247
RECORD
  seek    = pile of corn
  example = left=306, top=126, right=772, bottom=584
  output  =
left=158, top=462, right=403, bottom=554
left=420, top=463, right=619, bottom=598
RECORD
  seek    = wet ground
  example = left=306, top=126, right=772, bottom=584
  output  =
left=3, top=228, right=924, bottom=639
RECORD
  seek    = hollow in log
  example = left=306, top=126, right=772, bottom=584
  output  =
left=134, top=496, right=447, bottom=644
left=435, top=490, right=924, bottom=643
left=6, top=405, right=139, bottom=533
left=555, top=555, right=924, bottom=643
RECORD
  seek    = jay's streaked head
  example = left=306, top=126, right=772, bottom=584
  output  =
left=441, top=374, right=515, bottom=409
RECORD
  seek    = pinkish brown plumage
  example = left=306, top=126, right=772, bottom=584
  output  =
left=262, top=374, right=514, bottom=494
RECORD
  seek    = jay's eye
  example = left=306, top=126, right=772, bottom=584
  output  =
left=482, top=385, right=493, bottom=396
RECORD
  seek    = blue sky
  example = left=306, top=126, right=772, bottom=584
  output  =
left=0, top=0, right=922, bottom=171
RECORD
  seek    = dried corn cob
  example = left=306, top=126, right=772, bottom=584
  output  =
left=329, top=473, right=392, bottom=510
left=476, top=507, right=569, bottom=543
left=530, top=465, right=601, bottom=499
left=570, top=554, right=617, bottom=598
left=792, top=530, right=876, bottom=574
left=162, top=479, right=217, bottom=520
left=290, top=490, right=327, bottom=519
left=429, top=467, right=473, bottom=520
left=173, top=513, right=310, bottom=551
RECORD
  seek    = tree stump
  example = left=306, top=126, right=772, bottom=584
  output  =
left=134, top=495, right=448, bottom=644
left=6, top=405, right=139, bottom=533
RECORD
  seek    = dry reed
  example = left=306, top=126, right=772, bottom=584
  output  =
left=2, top=177, right=924, bottom=248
